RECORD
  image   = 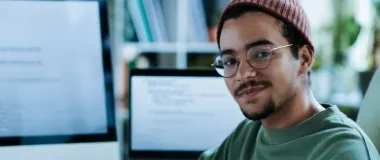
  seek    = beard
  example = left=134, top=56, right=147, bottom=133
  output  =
left=239, top=80, right=297, bottom=121
left=241, top=100, right=276, bottom=121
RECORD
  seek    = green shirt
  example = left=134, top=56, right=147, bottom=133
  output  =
left=199, top=104, right=380, bottom=160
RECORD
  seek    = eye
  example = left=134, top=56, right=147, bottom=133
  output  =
left=222, top=57, right=238, bottom=66
left=254, top=51, right=270, bottom=59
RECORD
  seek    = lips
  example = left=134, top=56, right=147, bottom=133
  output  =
left=237, top=85, right=267, bottom=98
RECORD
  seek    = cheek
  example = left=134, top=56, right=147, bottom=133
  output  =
left=224, top=79, right=235, bottom=95
left=271, top=73, right=289, bottom=93
left=265, top=61, right=296, bottom=95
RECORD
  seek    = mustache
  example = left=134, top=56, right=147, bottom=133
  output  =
left=234, top=80, right=272, bottom=96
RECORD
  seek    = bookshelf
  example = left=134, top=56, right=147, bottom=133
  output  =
left=122, top=42, right=219, bottom=67
left=122, top=0, right=228, bottom=69
left=123, top=42, right=219, bottom=53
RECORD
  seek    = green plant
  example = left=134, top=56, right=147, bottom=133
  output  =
left=370, top=0, right=380, bottom=69
left=374, top=0, right=380, bottom=11
left=326, top=0, right=362, bottom=66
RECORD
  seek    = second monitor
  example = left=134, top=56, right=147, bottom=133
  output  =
left=128, top=69, right=245, bottom=159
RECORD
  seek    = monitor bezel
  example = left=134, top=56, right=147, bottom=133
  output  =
left=0, top=0, right=117, bottom=146
left=128, top=68, right=224, bottom=159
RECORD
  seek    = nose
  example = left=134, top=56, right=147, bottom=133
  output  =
left=235, top=59, right=257, bottom=81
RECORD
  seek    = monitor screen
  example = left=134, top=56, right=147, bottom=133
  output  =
left=129, top=69, right=245, bottom=158
left=0, top=0, right=116, bottom=146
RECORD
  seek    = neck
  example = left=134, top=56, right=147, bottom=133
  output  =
left=261, top=88, right=325, bottom=130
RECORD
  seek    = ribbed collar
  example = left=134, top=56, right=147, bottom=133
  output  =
left=260, top=104, right=342, bottom=144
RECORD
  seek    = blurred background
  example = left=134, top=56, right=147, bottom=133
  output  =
left=109, top=0, right=379, bottom=113
left=105, top=0, right=380, bottom=157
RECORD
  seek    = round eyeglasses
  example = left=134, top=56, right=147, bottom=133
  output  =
left=211, top=44, right=293, bottom=78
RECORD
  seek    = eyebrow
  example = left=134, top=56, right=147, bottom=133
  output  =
left=244, top=40, right=274, bottom=51
left=220, top=40, right=275, bottom=56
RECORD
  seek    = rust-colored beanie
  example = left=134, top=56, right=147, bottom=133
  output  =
left=217, top=0, right=314, bottom=51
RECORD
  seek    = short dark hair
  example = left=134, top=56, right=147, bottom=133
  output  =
left=219, top=5, right=312, bottom=86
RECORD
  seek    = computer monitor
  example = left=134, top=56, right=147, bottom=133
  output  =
left=0, top=0, right=119, bottom=160
left=357, top=68, right=380, bottom=152
left=128, top=69, right=246, bottom=159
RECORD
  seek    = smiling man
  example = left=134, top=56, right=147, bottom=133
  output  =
left=199, top=0, right=380, bottom=160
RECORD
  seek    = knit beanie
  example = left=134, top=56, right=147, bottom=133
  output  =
left=217, top=0, right=314, bottom=51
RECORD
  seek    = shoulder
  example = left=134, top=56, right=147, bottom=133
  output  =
left=316, top=113, right=379, bottom=160
left=198, top=119, right=261, bottom=160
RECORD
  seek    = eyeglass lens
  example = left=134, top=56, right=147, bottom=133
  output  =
left=213, top=45, right=272, bottom=77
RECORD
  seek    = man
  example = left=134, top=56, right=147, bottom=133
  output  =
left=200, top=0, right=380, bottom=159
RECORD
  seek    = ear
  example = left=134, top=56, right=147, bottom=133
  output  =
left=298, top=45, right=314, bottom=75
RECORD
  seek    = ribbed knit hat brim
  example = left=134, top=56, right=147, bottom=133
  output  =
left=217, top=0, right=314, bottom=51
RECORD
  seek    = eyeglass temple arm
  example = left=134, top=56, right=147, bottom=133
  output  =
left=271, top=44, right=293, bottom=51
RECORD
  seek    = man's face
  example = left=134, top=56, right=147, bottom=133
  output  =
left=220, top=12, right=300, bottom=121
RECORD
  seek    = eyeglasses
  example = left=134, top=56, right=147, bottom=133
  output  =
left=211, top=44, right=293, bottom=78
